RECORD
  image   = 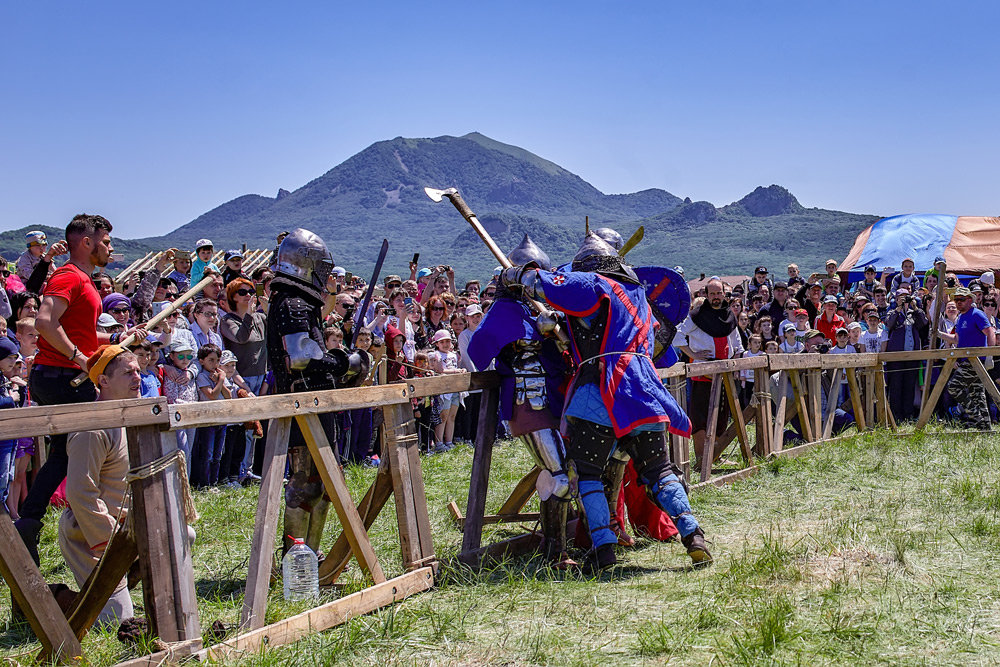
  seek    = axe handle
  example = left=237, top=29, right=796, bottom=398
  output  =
left=444, top=192, right=568, bottom=344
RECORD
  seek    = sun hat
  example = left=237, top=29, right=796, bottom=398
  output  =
left=430, top=329, right=452, bottom=345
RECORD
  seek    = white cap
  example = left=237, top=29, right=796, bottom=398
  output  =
left=465, top=305, right=483, bottom=316
left=220, top=350, right=238, bottom=365
left=981, top=271, right=995, bottom=286
left=195, top=238, right=213, bottom=250
left=97, top=313, right=119, bottom=328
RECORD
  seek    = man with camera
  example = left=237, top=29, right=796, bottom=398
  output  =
left=883, top=286, right=929, bottom=421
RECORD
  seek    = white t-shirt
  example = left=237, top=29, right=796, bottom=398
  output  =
left=741, top=349, right=763, bottom=381
left=859, top=328, right=886, bottom=354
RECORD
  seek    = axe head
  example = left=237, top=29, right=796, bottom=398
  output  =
left=424, top=186, right=458, bottom=203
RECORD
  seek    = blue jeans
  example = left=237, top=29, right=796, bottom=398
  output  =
left=0, top=439, right=16, bottom=507
left=175, top=428, right=196, bottom=479
left=241, top=374, right=266, bottom=475
left=193, top=425, right=226, bottom=487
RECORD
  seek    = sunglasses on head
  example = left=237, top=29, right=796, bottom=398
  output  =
left=235, top=289, right=253, bottom=296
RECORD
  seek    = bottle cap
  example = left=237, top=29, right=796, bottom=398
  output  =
left=287, top=535, right=305, bottom=545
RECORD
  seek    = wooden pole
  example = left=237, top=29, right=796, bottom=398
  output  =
left=382, top=401, right=434, bottom=569
left=722, top=371, right=753, bottom=464
left=462, top=385, right=499, bottom=554
left=126, top=425, right=201, bottom=643
left=787, top=370, right=814, bottom=443
left=920, top=259, right=948, bottom=413
left=700, top=376, right=723, bottom=482
left=771, top=371, right=789, bottom=452
left=915, top=357, right=956, bottom=429
left=846, top=367, right=867, bottom=431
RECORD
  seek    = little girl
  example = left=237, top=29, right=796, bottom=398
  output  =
left=161, top=340, right=199, bottom=478
left=411, top=351, right=440, bottom=453
left=193, top=344, right=232, bottom=488
left=429, top=329, right=466, bottom=453
left=740, top=334, right=763, bottom=408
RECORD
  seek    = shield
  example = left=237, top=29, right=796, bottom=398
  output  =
left=635, top=266, right=691, bottom=362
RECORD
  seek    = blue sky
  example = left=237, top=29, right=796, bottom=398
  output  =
left=3, top=1, right=999, bottom=239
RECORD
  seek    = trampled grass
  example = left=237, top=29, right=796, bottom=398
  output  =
left=3, top=426, right=1000, bottom=665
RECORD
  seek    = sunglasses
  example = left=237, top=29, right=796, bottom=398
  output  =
left=235, top=289, right=253, bottom=296
left=108, top=307, right=130, bottom=315
left=173, top=353, right=194, bottom=360
left=430, top=306, right=445, bottom=312
left=443, top=301, right=455, bottom=306
left=165, top=292, right=179, bottom=299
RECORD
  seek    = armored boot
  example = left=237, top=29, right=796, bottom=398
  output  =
left=680, top=528, right=712, bottom=567
left=602, top=458, right=635, bottom=548
left=583, top=543, right=617, bottom=574
left=539, top=498, right=578, bottom=570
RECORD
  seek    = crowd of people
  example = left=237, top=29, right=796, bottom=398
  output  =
left=2, top=215, right=998, bottom=619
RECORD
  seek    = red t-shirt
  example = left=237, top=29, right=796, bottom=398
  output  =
left=815, top=313, right=846, bottom=345
left=35, top=263, right=102, bottom=369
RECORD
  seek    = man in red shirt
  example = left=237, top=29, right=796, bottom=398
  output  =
left=17, top=214, right=144, bottom=564
left=814, top=295, right=846, bottom=344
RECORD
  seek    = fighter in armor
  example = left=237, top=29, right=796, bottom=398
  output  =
left=500, top=233, right=711, bottom=569
left=266, top=228, right=369, bottom=555
left=468, top=235, right=578, bottom=568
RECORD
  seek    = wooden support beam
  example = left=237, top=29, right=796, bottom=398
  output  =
left=822, top=369, right=843, bottom=440
left=5, top=396, right=168, bottom=441
left=807, top=370, right=823, bottom=440
left=0, top=514, right=82, bottom=663
left=771, top=371, right=789, bottom=453
left=240, top=417, right=291, bottom=630
left=722, top=371, right=753, bottom=465
left=685, top=354, right=768, bottom=378
left=864, top=369, right=877, bottom=428
left=713, top=404, right=756, bottom=456
left=496, top=467, right=542, bottom=516
left=462, top=385, right=499, bottom=554
left=874, top=366, right=893, bottom=430
left=787, top=370, right=814, bottom=443
left=125, top=425, right=201, bottom=644
left=406, top=371, right=499, bottom=398
left=690, top=466, right=758, bottom=492
left=915, top=357, right=957, bottom=429
left=319, top=459, right=395, bottom=586
left=382, top=402, right=434, bottom=569
left=203, top=569, right=434, bottom=661
left=457, top=532, right=542, bottom=569
left=754, top=367, right=773, bottom=456
left=295, top=414, right=386, bottom=584
left=846, top=367, right=867, bottom=431
left=699, top=376, right=723, bottom=483
left=66, top=528, right=137, bottom=640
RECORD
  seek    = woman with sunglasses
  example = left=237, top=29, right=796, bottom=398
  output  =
left=101, top=293, right=134, bottom=330
left=423, top=295, right=452, bottom=338
left=220, top=278, right=268, bottom=482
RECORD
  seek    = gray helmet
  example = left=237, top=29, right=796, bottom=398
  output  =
left=274, top=228, right=334, bottom=292
left=572, top=233, right=639, bottom=284
left=594, top=227, right=624, bottom=252
left=507, top=233, right=552, bottom=270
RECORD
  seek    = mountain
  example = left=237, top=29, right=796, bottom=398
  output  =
left=1, top=134, right=879, bottom=279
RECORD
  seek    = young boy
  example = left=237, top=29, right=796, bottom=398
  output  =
left=193, top=344, right=231, bottom=488
left=779, top=322, right=804, bottom=354
left=191, top=239, right=215, bottom=284
left=829, top=327, right=853, bottom=404
left=134, top=339, right=161, bottom=398
left=860, top=311, right=887, bottom=353
left=15, top=318, right=39, bottom=360
left=847, top=321, right=863, bottom=352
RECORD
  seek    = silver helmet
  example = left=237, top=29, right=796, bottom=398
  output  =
left=571, top=232, right=639, bottom=283
left=274, top=228, right=334, bottom=292
left=507, top=233, right=552, bottom=270
left=594, top=227, right=624, bottom=252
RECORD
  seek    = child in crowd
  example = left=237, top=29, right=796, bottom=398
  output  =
left=134, top=339, right=162, bottom=398
left=779, top=322, right=804, bottom=353
left=740, top=334, right=763, bottom=408
left=220, top=350, right=252, bottom=487
left=193, top=344, right=232, bottom=488
left=324, top=325, right=344, bottom=350
left=793, top=308, right=811, bottom=344
left=847, top=322, right=863, bottom=352
left=829, top=327, right=853, bottom=404
left=15, top=318, right=39, bottom=362
left=411, top=351, right=439, bottom=453
left=0, top=339, right=25, bottom=515
left=8, top=353, right=35, bottom=520
left=347, top=328, right=377, bottom=466
left=191, top=239, right=214, bottom=284
left=428, top=329, right=467, bottom=453
left=161, top=340, right=199, bottom=477
left=860, top=311, right=887, bottom=353
left=765, top=340, right=780, bottom=354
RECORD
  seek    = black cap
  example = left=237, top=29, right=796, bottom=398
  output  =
left=755, top=266, right=768, bottom=274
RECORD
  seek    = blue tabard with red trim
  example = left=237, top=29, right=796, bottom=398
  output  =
left=533, top=269, right=692, bottom=438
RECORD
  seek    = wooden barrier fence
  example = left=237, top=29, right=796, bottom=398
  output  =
left=2, top=347, right=998, bottom=663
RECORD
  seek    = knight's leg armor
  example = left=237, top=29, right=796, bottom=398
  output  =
left=619, top=429, right=711, bottom=565
left=566, top=418, right=618, bottom=568
left=283, top=445, right=329, bottom=556
left=603, top=451, right=635, bottom=547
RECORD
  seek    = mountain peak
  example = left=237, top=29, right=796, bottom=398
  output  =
left=734, top=185, right=802, bottom=216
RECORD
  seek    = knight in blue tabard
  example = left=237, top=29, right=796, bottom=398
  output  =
left=499, top=233, right=711, bottom=569
left=468, top=235, right=578, bottom=568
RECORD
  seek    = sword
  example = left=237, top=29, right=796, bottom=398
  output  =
left=349, top=238, right=389, bottom=349
left=424, top=186, right=568, bottom=344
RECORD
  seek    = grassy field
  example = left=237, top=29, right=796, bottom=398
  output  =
left=3, top=426, right=1000, bottom=665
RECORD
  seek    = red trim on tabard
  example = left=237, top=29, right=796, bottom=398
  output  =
left=648, top=275, right=672, bottom=301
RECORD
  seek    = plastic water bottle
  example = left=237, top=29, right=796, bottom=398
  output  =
left=282, top=536, right=319, bottom=601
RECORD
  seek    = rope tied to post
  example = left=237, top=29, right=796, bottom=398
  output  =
left=127, top=449, right=199, bottom=525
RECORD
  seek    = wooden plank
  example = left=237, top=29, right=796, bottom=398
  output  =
left=915, top=357, right=957, bottom=429
left=407, top=370, right=500, bottom=398
left=295, top=414, right=386, bottom=584
left=0, top=514, right=82, bottom=663
left=125, top=425, right=201, bottom=643
left=403, top=415, right=434, bottom=563
left=699, top=375, right=723, bottom=483
left=771, top=372, right=789, bottom=453
left=686, top=354, right=768, bottom=379
left=496, top=467, right=542, bottom=516
left=382, top=402, right=425, bottom=569
left=721, top=371, right=753, bottom=464
left=203, top=568, right=434, bottom=661
left=690, top=466, right=758, bottom=492
left=754, top=367, right=773, bottom=456
left=66, top=528, right=137, bottom=640
left=170, top=384, right=409, bottom=429
left=817, top=353, right=880, bottom=369
left=969, top=357, right=1000, bottom=409
left=462, top=385, right=499, bottom=554
left=319, top=460, right=395, bottom=587
left=822, top=369, right=843, bottom=440
left=878, top=346, right=1000, bottom=363
left=457, top=531, right=544, bottom=569
left=864, top=369, right=876, bottom=427
left=450, top=512, right=541, bottom=531
left=846, top=367, right=867, bottom=431
left=112, top=638, right=203, bottom=667
left=656, top=362, right=688, bottom=380
left=874, top=366, right=891, bottom=429
left=240, top=417, right=291, bottom=630
left=4, top=396, right=168, bottom=441
left=767, top=353, right=823, bottom=371
left=787, top=370, right=814, bottom=443
left=808, top=370, right=823, bottom=440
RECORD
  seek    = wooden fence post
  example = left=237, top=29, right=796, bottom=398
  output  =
left=126, top=425, right=201, bottom=643
left=382, top=401, right=435, bottom=569
left=462, top=385, right=499, bottom=554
